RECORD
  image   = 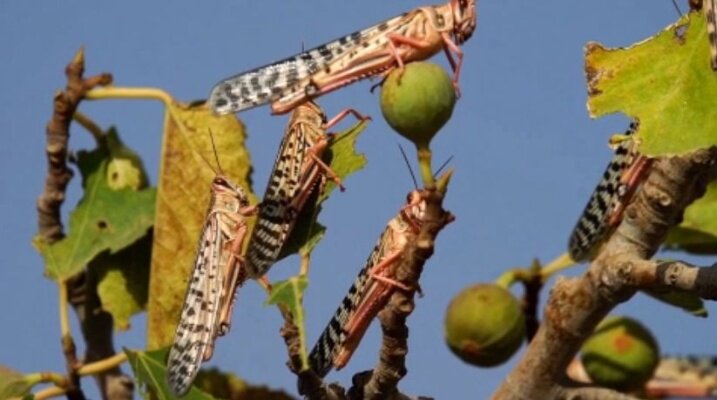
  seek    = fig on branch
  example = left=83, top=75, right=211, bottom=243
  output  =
left=581, top=315, right=660, bottom=391
left=444, top=283, right=525, bottom=367
left=380, top=62, right=456, bottom=149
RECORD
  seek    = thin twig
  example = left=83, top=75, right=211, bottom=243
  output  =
left=77, top=353, right=128, bottom=376
left=34, top=386, right=67, bottom=400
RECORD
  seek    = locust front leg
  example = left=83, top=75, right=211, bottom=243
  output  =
left=440, top=32, right=464, bottom=98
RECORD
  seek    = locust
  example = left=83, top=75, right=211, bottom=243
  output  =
left=167, top=175, right=258, bottom=396
left=567, top=122, right=653, bottom=262
left=309, top=190, right=426, bottom=377
left=245, top=100, right=367, bottom=278
left=208, top=0, right=477, bottom=116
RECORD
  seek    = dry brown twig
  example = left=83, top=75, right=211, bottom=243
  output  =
left=36, top=48, right=133, bottom=400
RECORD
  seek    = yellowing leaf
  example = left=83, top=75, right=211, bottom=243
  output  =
left=90, top=232, right=152, bottom=330
left=35, top=129, right=156, bottom=280
left=665, top=181, right=717, bottom=253
left=146, top=101, right=255, bottom=350
left=0, top=365, right=33, bottom=399
left=194, top=368, right=294, bottom=400
left=279, top=120, right=369, bottom=259
left=586, top=12, right=717, bottom=156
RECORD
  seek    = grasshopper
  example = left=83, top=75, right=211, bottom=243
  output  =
left=309, top=190, right=426, bottom=377
left=166, top=175, right=258, bottom=396
left=209, top=0, right=477, bottom=116
left=245, top=100, right=367, bottom=278
left=568, top=122, right=653, bottom=262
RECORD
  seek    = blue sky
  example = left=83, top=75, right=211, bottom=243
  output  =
left=1, top=1, right=714, bottom=399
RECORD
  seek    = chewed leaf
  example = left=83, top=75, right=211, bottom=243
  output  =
left=146, top=100, right=255, bottom=350
left=586, top=11, right=717, bottom=156
left=125, top=348, right=216, bottom=400
left=279, top=120, right=368, bottom=259
left=665, top=181, right=717, bottom=254
left=266, top=276, right=309, bottom=370
left=90, top=232, right=152, bottom=330
left=35, top=129, right=155, bottom=280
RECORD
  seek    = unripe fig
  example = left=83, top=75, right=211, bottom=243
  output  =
left=380, top=62, right=456, bottom=148
left=581, top=315, right=660, bottom=391
left=444, top=284, right=525, bottom=367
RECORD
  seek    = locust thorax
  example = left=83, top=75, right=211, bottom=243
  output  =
left=451, top=0, right=477, bottom=44
left=292, top=100, right=326, bottom=129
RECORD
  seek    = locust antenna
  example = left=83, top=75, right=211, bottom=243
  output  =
left=398, top=143, right=419, bottom=189
left=208, top=128, right=225, bottom=175
left=433, top=155, right=454, bottom=178
left=670, top=0, right=683, bottom=16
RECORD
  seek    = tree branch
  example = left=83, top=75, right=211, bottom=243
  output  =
left=36, top=48, right=133, bottom=400
left=493, top=148, right=717, bottom=399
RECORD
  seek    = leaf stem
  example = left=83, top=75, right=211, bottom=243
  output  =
left=58, top=280, right=71, bottom=341
left=34, top=385, right=66, bottom=400
left=85, top=86, right=174, bottom=107
left=72, top=111, right=105, bottom=143
left=539, top=252, right=577, bottom=280
left=77, top=352, right=128, bottom=376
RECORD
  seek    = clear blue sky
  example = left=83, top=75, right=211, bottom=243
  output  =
left=1, top=1, right=714, bottom=399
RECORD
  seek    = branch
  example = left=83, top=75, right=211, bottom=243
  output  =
left=350, top=181, right=453, bottom=400
left=493, top=148, right=717, bottom=399
left=37, top=49, right=133, bottom=400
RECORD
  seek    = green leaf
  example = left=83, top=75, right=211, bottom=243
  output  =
left=146, top=101, right=255, bottom=350
left=278, top=120, right=369, bottom=259
left=664, top=181, right=717, bottom=253
left=125, top=348, right=216, bottom=400
left=34, top=129, right=156, bottom=281
left=125, top=349, right=294, bottom=400
left=89, top=231, right=152, bottom=330
left=265, top=276, right=309, bottom=370
left=642, top=288, right=708, bottom=317
left=585, top=11, right=717, bottom=156
left=0, top=366, right=33, bottom=399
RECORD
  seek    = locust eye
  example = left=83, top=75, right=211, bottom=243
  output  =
left=213, top=176, right=228, bottom=186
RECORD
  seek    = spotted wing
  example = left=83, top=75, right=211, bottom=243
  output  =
left=308, top=226, right=393, bottom=377
left=244, top=122, right=315, bottom=277
left=568, top=122, right=641, bottom=262
left=208, top=14, right=405, bottom=115
left=167, top=213, right=227, bottom=396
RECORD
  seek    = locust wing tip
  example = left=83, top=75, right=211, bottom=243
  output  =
left=207, top=81, right=236, bottom=116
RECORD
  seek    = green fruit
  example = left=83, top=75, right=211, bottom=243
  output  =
left=581, top=316, right=660, bottom=391
left=444, top=284, right=525, bottom=367
left=380, top=62, right=456, bottom=148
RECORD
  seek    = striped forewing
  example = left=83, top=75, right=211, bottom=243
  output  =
left=167, top=178, right=248, bottom=396
left=308, top=225, right=396, bottom=377
left=568, top=122, right=641, bottom=262
left=208, top=13, right=406, bottom=115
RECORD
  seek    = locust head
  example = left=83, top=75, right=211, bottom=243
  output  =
left=212, top=176, right=250, bottom=208
left=451, top=0, right=477, bottom=44
left=401, top=190, right=427, bottom=233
